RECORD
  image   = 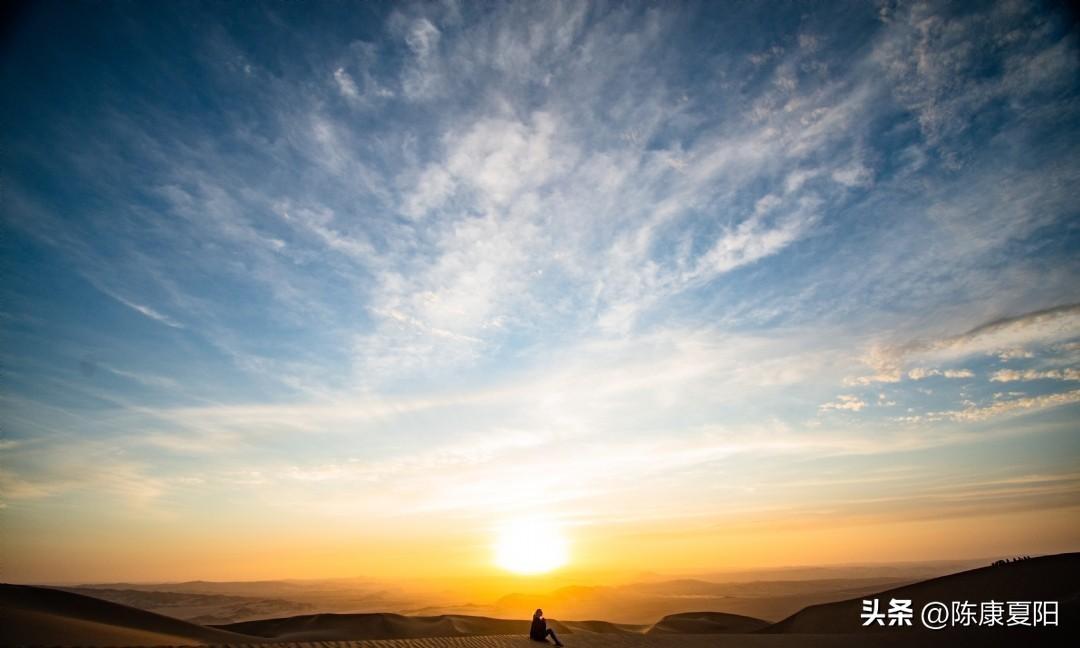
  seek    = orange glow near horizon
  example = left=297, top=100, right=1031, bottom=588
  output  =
left=5, top=499, right=1079, bottom=588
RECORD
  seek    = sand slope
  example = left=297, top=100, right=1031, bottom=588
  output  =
left=765, top=553, right=1079, bottom=635
left=560, top=620, right=646, bottom=634
left=0, top=583, right=260, bottom=646
left=215, top=613, right=645, bottom=642
left=216, top=611, right=757, bottom=642
left=216, top=613, right=529, bottom=642
left=646, top=611, right=769, bottom=634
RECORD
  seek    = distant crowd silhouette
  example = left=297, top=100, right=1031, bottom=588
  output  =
left=992, top=555, right=1033, bottom=566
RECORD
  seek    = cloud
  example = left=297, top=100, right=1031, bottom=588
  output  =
left=820, top=394, right=867, bottom=412
left=108, top=293, right=185, bottom=328
left=873, top=0, right=1079, bottom=165
left=995, top=348, right=1034, bottom=361
left=0, top=441, right=172, bottom=510
left=0, top=468, right=58, bottom=501
left=332, top=45, right=395, bottom=105
left=943, top=389, right=1080, bottom=423
left=990, top=368, right=1080, bottom=383
left=405, top=17, right=440, bottom=58
left=333, top=67, right=360, bottom=100
left=851, top=304, right=1080, bottom=384
left=898, top=389, right=1080, bottom=424
left=907, top=367, right=974, bottom=380
left=404, top=111, right=566, bottom=216
left=98, top=363, right=180, bottom=389
left=400, top=17, right=443, bottom=99
left=831, top=162, right=873, bottom=187
left=938, top=304, right=1080, bottom=354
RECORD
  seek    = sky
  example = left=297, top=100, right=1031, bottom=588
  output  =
left=1, top=0, right=1079, bottom=586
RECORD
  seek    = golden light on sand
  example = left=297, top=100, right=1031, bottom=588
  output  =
left=493, top=517, right=569, bottom=574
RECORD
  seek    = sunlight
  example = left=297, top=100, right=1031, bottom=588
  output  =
left=493, top=517, right=569, bottom=575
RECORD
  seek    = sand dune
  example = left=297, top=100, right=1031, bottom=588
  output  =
left=215, top=611, right=761, bottom=642
left=560, top=620, right=646, bottom=634
left=646, top=611, right=768, bottom=634
left=0, top=583, right=260, bottom=646
left=216, top=614, right=643, bottom=642
left=216, top=613, right=535, bottom=642
left=766, top=552, right=1079, bottom=635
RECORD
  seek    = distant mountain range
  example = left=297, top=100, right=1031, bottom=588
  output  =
left=59, top=560, right=980, bottom=625
left=3, top=554, right=1075, bottom=646
left=490, top=576, right=917, bottom=622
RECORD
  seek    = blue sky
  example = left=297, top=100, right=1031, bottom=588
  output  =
left=2, top=0, right=1079, bottom=582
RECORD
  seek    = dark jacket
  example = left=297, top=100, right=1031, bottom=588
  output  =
left=530, top=616, right=547, bottom=640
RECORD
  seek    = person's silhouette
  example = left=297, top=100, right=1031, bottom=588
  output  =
left=530, top=608, right=563, bottom=646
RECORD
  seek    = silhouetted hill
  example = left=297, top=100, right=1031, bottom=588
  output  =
left=647, top=611, right=769, bottom=633
left=562, top=619, right=647, bottom=633
left=765, top=553, right=1079, bottom=636
left=0, top=583, right=260, bottom=646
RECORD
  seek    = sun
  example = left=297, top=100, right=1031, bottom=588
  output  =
left=493, top=517, right=569, bottom=575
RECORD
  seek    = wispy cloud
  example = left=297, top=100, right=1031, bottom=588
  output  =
left=106, top=293, right=185, bottom=329
left=898, top=390, right=1080, bottom=424
left=333, top=67, right=360, bottom=100
left=907, top=368, right=974, bottom=380
left=991, top=368, right=1080, bottom=382
left=850, top=304, right=1080, bottom=384
left=819, top=395, right=867, bottom=412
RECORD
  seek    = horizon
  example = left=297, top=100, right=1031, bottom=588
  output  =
left=24, top=552, right=1008, bottom=587
left=2, top=0, right=1079, bottom=594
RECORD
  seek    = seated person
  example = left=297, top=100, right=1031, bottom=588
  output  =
left=530, top=608, right=563, bottom=646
